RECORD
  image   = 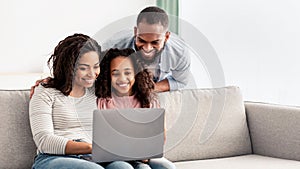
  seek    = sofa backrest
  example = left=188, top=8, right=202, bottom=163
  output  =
left=0, top=90, right=36, bottom=169
left=245, top=102, right=300, bottom=161
left=0, top=86, right=252, bottom=168
left=159, top=86, right=252, bottom=162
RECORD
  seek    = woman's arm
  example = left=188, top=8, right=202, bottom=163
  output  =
left=65, top=141, right=92, bottom=154
left=29, top=86, right=69, bottom=154
left=30, top=86, right=94, bottom=155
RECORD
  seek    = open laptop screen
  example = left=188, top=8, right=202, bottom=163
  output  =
left=92, top=108, right=165, bottom=163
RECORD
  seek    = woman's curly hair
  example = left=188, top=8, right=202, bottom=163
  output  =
left=95, top=48, right=156, bottom=108
left=43, top=33, right=102, bottom=96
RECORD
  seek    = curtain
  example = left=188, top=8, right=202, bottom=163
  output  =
left=156, top=0, right=179, bottom=34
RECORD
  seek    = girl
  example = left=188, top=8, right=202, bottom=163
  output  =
left=95, top=48, right=176, bottom=169
left=29, top=34, right=133, bottom=169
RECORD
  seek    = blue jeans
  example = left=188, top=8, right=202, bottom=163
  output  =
left=32, top=154, right=175, bottom=169
left=131, top=158, right=176, bottom=169
left=32, top=153, right=134, bottom=169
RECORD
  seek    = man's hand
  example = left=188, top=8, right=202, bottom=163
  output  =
left=154, top=79, right=170, bottom=92
left=29, top=77, right=51, bottom=99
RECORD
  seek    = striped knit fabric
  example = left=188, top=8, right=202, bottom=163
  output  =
left=29, top=85, right=97, bottom=155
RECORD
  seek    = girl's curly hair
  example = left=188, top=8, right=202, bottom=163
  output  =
left=95, top=48, right=156, bottom=108
left=43, top=33, right=102, bottom=96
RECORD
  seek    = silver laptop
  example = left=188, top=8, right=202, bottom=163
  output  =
left=92, top=108, right=165, bottom=163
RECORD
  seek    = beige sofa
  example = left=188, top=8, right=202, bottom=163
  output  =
left=0, top=86, right=299, bottom=169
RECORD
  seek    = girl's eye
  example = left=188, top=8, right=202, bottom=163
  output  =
left=79, top=67, right=86, bottom=71
left=112, top=72, right=120, bottom=76
left=94, top=65, right=100, bottom=69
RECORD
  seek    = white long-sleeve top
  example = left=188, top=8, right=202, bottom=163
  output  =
left=29, top=85, right=97, bottom=155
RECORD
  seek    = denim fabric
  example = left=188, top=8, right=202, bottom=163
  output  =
left=32, top=154, right=134, bottom=169
left=130, top=157, right=176, bottom=169
left=148, top=157, right=176, bottom=169
left=32, top=154, right=175, bottom=169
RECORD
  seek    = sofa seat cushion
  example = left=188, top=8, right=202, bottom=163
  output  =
left=158, top=86, right=252, bottom=162
left=174, top=155, right=300, bottom=169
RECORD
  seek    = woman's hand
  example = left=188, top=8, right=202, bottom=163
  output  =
left=65, top=140, right=92, bottom=155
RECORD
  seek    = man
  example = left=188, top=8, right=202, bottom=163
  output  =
left=102, top=6, right=195, bottom=92
left=30, top=6, right=196, bottom=97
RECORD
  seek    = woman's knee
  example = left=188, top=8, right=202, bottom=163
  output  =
left=105, top=161, right=134, bottom=169
left=134, top=162, right=152, bottom=169
left=34, top=155, right=103, bottom=169
left=51, top=158, right=103, bottom=169
left=148, top=157, right=176, bottom=169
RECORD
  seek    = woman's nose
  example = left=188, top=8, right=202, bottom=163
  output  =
left=87, top=69, right=95, bottom=77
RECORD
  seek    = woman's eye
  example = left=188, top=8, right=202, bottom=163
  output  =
left=79, top=67, right=86, bottom=71
left=125, top=72, right=132, bottom=75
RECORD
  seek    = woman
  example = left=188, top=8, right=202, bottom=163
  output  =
left=29, top=34, right=134, bottom=169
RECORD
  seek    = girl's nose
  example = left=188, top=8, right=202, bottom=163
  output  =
left=119, top=74, right=127, bottom=81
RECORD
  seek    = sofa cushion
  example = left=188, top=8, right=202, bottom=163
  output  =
left=158, top=86, right=252, bottom=162
left=0, top=90, right=36, bottom=169
left=174, top=154, right=300, bottom=169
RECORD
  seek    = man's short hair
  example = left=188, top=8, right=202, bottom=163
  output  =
left=137, top=6, right=169, bottom=29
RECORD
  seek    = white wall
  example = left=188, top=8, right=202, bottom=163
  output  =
left=179, top=0, right=300, bottom=106
left=0, top=0, right=155, bottom=89
left=2, top=0, right=300, bottom=106
left=0, top=0, right=155, bottom=73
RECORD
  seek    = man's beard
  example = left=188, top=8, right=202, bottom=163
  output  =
left=136, top=49, right=162, bottom=65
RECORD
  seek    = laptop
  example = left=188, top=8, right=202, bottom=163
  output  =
left=92, top=108, right=165, bottom=163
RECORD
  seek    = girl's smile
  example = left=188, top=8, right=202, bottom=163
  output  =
left=110, top=56, right=135, bottom=97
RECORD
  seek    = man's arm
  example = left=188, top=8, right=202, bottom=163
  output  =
left=30, top=77, right=51, bottom=99
left=159, top=35, right=196, bottom=91
left=154, top=79, right=170, bottom=92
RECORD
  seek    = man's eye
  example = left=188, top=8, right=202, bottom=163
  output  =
left=138, top=39, right=146, bottom=43
left=151, top=41, right=159, bottom=45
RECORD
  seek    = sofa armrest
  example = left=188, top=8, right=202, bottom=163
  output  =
left=245, top=102, right=300, bottom=161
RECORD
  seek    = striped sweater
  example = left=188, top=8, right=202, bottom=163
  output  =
left=29, top=85, right=97, bottom=155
